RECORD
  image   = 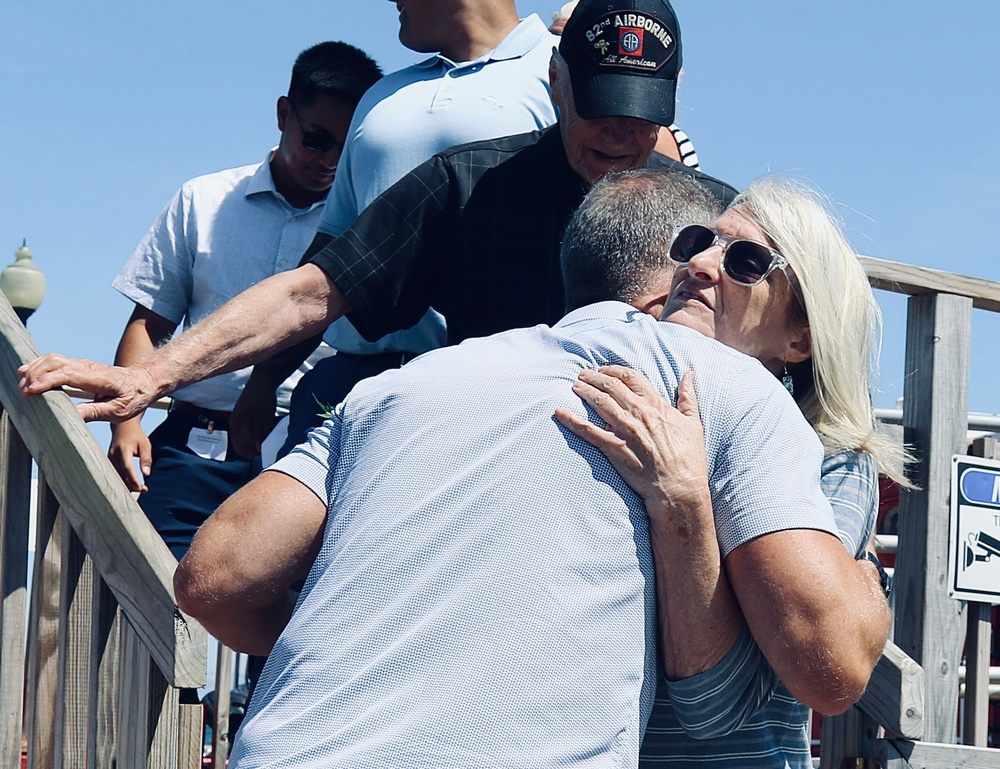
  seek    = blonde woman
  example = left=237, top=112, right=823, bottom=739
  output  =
left=557, top=177, right=903, bottom=769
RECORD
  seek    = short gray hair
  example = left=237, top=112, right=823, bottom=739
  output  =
left=560, top=169, right=721, bottom=311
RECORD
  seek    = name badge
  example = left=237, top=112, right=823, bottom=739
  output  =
left=187, top=427, right=228, bottom=462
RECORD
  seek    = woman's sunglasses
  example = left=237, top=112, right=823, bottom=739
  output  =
left=288, top=100, right=344, bottom=155
left=669, top=224, right=804, bottom=305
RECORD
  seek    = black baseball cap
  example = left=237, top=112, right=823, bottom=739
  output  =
left=558, top=0, right=682, bottom=126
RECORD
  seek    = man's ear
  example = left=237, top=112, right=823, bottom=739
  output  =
left=549, top=54, right=563, bottom=109
left=632, top=291, right=670, bottom=319
left=276, top=96, right=290, bottom=133
left=785, top=325, right=812, bottom=364
left=631, top=269, right=676, bottom=318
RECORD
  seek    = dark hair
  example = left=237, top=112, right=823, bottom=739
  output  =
left=288, top=41, right=382, bottom=108
left=560, top=169, right=721, bottom=311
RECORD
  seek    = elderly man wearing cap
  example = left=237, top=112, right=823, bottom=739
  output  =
left=20, top=0, right=735, bottom=437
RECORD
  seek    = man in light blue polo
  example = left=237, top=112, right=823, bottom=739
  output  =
left=239, top=0, right=559, bottom=457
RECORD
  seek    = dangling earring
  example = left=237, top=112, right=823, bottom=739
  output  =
left=782, top=363, right=795, bottom=397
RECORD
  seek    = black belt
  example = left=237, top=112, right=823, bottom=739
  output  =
left=168, top=399, right=232, bottom=426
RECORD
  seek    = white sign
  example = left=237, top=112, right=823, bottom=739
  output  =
left=948, top=454, right=1000, bottom=603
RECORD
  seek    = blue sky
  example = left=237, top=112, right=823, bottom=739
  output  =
left=4, top=0, right=999, bottom=453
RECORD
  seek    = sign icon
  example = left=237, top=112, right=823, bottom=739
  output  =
left=963, top=530, right=1000, bottom=569
left=948, top=455, right=1000, bottom=603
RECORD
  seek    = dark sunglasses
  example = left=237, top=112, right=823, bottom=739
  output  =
left=288, top=100, right=344, bottom=154
left=669, top=223, right=804, bottom=304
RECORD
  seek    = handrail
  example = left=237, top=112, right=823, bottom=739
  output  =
left=860, top=254, right=1000, bottom=311
left=0, top=297, right=205, bottom=687
left=875, top=408, right=1000, bottom=433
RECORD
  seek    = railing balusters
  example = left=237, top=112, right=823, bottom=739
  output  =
left=0, top=294, right=207, bottom=766
left=0, top=415, right=31, bottom=769
left=146, top=664, right=181, bottom=769
left=54, top=522, right=91, bottom=767
left=177, top=703, right=204, bottom=768
left=88, top=570, right=120, bottom=768
left=212, top=645, right=233, bottom=767
left=24, top=478, right=60, bottom=769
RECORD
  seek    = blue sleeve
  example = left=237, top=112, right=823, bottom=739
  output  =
left=821, top=449, right=879, bottom=558
left=664, top=624, right=777, bottom=739
left=664, top=449, right=880, bottom=738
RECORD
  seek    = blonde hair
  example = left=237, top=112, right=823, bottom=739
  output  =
left=733, top=177, right=909, bottom=486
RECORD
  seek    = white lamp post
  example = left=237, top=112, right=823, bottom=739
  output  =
left=0, top=240, right=46, bottom=324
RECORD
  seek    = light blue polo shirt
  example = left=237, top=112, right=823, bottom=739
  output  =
left=229, top=303, right=838, bottom=769
left=317, top=14, right=559, bottom=356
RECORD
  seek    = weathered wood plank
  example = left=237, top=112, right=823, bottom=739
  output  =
left=177, top=703, right=204, bottom=769
left=116, top=615, right=184, bottom=769
left=856, top=641, right=924, bottom=739
left=54, top=523, right=92, bottom=768
left=88, top=571, right=120, bottom=769
left=0, top=297, right=206, bottom=687
left=964, top=438, right=999, bottom=747
left=146, top=666, right=179, bottom=769
left=0, top=415, right=32, bottom=769
left=117, top=616, right=151, bottom=769
left=24, top=480, right=60, bottom=769
left=820, top=703, right=878, bottom=769
left=875, top=738, right=1000, bottom=768
left=213, top=645, right=233, bottom=767
left=893, top=293, right=972, bottom=742
left=963, top=602, right=992, bottom=747
left=861, top=255, right=1000, bottom=312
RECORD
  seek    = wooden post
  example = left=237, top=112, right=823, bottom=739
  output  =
left=856, top=641, right=925, bottom=740
left=0, top=414, right=32, bottom=769
left=893, top=292, right=972, bottom=742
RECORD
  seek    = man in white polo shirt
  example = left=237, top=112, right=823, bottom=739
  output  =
left=107, top=42, right=382, bottom=559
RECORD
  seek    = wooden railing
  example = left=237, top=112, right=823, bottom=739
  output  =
left=2, top=254, right=999, bottom=767
left=821, top=255, right=1000, bottom=768
left=0, top=297, right=207, bottom=768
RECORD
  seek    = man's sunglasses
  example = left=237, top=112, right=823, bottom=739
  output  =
left=288, top=100, right=344, bottom=154
left=669, top=223, right=804, bottom=304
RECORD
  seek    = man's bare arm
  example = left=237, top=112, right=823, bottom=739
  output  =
left=227, top=232, right=336, bottom=455
left=19, top=262, right=350, bottom=422
left=726, top=528, right=891, bottom=715
left=173, top=469, right=328, bottom=654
